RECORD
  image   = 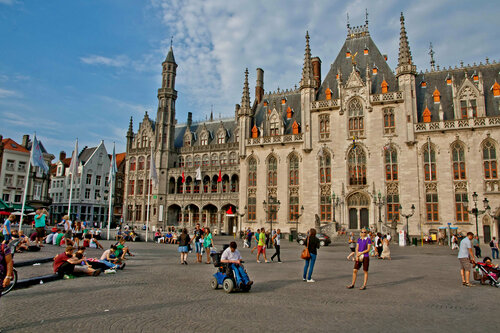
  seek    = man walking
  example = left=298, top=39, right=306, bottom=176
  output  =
left=256, top=228, right=268, bottom=263
left=34, top=208, right=49, bottom=247
left=347, top=228, right=371, bottom=290
left=271, top=229, right=282, bottom=263
left=458, top=232, right=476, bottom=287
left=490, top=237, right=499, bottom=259
left=2, top=214, right=14, bottom=244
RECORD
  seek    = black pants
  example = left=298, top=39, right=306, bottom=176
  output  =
left=271, top=245, right=281, bottom=262
left=474, top=245, right=482, bottom=258
left=377, top=246, right=383, bottom=257
left=57, top=262, right=75, bottom=277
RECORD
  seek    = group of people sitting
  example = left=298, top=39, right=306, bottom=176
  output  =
left=53, top=244, right=128, bottom=279
left=154, top=229, right=179, bottom=244
left=116, top=225, right=140, bottom=242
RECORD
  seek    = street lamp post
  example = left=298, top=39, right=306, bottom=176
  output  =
left=294, top=205, right=305, bottom=240
left=236, top=205, right=247, bottom=238
left=374, top=191, right=385, bottom=233
left=331, top=191, right=343, bottom=231
left=263, top=197, right=280, bottom=245
left=400, top=204, right=415, bottom=246
left=463, top=192, right=490, bottom=239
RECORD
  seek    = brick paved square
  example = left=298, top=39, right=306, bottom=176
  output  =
left=0, top=236, right=498, bottom=332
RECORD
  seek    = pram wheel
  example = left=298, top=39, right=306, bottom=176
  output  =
left=210, top=277, right=219, bottom=290
left=223, top=279, right=234, bottom=293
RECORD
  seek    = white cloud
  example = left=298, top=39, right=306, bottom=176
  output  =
left=80, top=54, right=130, bottom=67
left=0, top=0, right=15, bottom=5
left=0, top=88, right=18, bottom=98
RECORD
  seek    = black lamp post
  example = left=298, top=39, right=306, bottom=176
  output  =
left=374, top=191, right=385, bottom=232
left=294, top=205, right=305, bottom=240
left=400, top=204, right=415, bottom=246
left=464, top=192, right=490, bottom=239
left=263, top=197, right=280, bottom=241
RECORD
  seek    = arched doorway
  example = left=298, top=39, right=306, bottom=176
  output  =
left=202, top=204, right=218, bottom=228
left=221, top=204, right=237, bottom=235
left=483, top=216, right=491, bottom=243
left=167, top=204, right=181, bottom=228
left=347, top=192, right=370, bottom=230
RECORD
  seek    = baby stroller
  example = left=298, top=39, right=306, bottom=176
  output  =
left=209, top=245, right=252, bottom=293
left=474, top=262, right=500, bottom=288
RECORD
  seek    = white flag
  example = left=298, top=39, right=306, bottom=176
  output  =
left=195, top=167, right=202, bottom=181
left=150, top=148, right=158, bottom=187
left=109, top=143, right=117, bottom=178
left=30, top=135, right=49, bottom=173
left=68, top=139, right=79, bottom=176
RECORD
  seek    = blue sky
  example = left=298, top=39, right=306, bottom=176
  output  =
left=0, top=0, right=498, bottom=157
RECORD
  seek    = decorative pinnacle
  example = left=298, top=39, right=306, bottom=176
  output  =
left=127, top=116, right=133, bottom=136
left=301, top=31, right=314, bottom=87
left=241, top=68, right=251, bottom=110
left=429, top=42, right=436, bottom=71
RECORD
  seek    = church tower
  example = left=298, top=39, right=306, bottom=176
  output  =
left=156, top=45, right=178, bottom=196
left=238, top=68, right=252, bottom=158
left=395, top=12, right=418, bottom=143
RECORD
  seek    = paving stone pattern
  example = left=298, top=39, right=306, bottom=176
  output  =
left=0, top=237, right=498, bottom=332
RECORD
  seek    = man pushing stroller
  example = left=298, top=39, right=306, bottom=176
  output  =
left=221, top=241, right=253, bottom=288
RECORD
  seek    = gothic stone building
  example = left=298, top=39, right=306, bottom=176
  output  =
left=125, top=13, right=500, bottom=241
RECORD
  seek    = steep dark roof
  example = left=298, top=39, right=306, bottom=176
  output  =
left=415, top=63, right=500, bottom=122
left=252, top=91, right=302, bottom=135
left=165, top=47, right=176, bottom=64
left=78, top=147, right=97, bottom=163
left=317, top=34, right=398, bottom=100
left=174, top=118, right=238, bottom=149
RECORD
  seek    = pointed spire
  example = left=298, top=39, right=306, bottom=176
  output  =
left=165, top=41, right=176, bottom=64
left=127, top=116, right=133, bottom=135
left=398, top=12, right=412, bottom=66
left=429, top=42, right=436, bottom=71
left=300, top=31, right=314, bottom=89
left=241, top=68, right=251, bottom=111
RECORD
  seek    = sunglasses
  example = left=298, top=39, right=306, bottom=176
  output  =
left=360, top=231, right=366, bottom=233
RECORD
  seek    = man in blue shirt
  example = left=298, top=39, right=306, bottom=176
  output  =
left=2, top=214, right=15, bottom=243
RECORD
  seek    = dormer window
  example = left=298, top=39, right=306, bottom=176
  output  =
left=421, top=81, right=427, bottom=88
left=286, top=107, right=293, bottom=119
left=346, top=50, right=351, bottom=58
left=251, top=125, right=259, bottom=138
left=372, top=66, right=378, bottom=75
left=200, top=133, right=208, bottom=146
left=492, top=81, right=500, bottom=97
left=473, top=73, right=479, bottom=82
left=281, top=98, right=286, bottom=105
left=364, top=47, right=369, bottom=55
left=184, top=134, right=191, bottom=147
left=292, top=121, right=299, bottom=135
left=325, top=88, right=332, bottom=100
left=263, top=101, right=268, bottom=106
left=423, top=107, right=431, bottom=123
left=446, top=75, right=452, bottom=86
left=381, top=80, right=388, bottom=94
left=433, top=88, right=441, bottom=103
left=217, top=131, right=225, bottom=144
left=270, top=116, right=279, bottom=136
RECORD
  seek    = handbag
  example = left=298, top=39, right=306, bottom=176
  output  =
left=301, top=236, right=311, bottom=260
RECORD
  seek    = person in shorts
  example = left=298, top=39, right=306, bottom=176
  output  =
left=203, top=228, right=213, bottom=264
left=34, top=208, right=49, bottom=247
left=2, top=214, right=15, bottom=244
left=193, top=224, right=203, bottom=263
left=347, top=228, right=371, bottom=290
left=61, top=215, right=73, bottom=246
left=458, top=232, right=476, bottom=287
left=256, top=228, right=268, bottom=263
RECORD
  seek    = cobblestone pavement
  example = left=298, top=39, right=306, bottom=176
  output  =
left=0, top=237, right=498, bottom=332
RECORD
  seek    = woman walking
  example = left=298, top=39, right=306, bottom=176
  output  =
left=302, top=228, right=320, bottom=283
left=203, top=228, right=214, bottom=264
left=380, top=235, right=391, bottom=260
left=271, top=229, right=282, bottom=263
left=73, top=221, right=83, bottom=248
left=178, top=228, right=191, bottom=265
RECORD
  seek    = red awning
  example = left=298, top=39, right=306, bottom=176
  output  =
left=0, top=211, right=11, bottom=216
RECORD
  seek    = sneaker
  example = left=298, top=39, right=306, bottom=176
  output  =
left=104, top=269, right=116, bottom=274
left=119, top=263, right=126, bottom=270
left=63, top=274, right=74, bottom=280
left=302, top=278, right=306, bottom=281
left=257, top=260, right=261, bottom=263
left=278, top=261, right=283, bottom=263
left=307, top=279, right=315, bottom=283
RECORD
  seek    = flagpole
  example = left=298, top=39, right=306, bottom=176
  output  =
left=67, top=139, right=78, bottom=221
left=146, top=148, right=152, bottom=242
left=107, top=173, right=113, bottom=240
left=19, top=133, right=35, bottom=231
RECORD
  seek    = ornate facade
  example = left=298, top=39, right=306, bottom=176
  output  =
left=125, top=13, right=500, bottom=241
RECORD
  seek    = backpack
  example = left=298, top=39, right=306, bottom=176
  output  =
left=490, top=240, right=494, bottom=248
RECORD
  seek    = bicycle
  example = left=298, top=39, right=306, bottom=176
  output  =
left=1, top=239, right=20, bottom=296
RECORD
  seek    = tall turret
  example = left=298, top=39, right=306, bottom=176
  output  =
left=395, top=12, right=417, bottom=143
left=238, top=68, right=252, bottom=157
left=126, top=116, right=134, bottom=152
left=300, top=31, right=314, bottom=152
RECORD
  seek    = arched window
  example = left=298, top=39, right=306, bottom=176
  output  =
left=229, top=152, right=237, bottom=165
left=138, top=156, right=145, bottom=170
left=319, top=151, right=331, bottom=184
left=185, top=177, right=192, bottom=194
left=186, top=156, right=192, bottom=168
left=319, top=114, right=330, bottom=140
left=178, top=156, right=184, bottom=168
left=141, top=134, right=148, bottom=148
left=194, top=155, right=201, bottom=167
left=348, top=147, right=367, bottom=185
left=459, top=86, right=477, bottom=118
left=146, top=156, right=151, bottom=170
left=483, top=141, right=498, bottom=179
left=203, top=176, right=210, bottom=193
left=217, top=131, right=225, bottom=144
left=177, top=177, right=183, bottom=194
left=289, top=155, right=299, bottom=185
left=348, top=99, right=364, bottom=137
left=267, top=156, right=277, bottom=186
left=200, top=132, right=208, bottom=146
left=451, top=143, right=466, bottom=180
left=270, top=114, right=279, bottom=136
left=248, top=158, right=257, bottom=187
left=385, top=147, right=398, bottom=181
left=202, top=154, right=209, bottom=167
left=129, top=157, right=136, bottom=171
left=423, top=143, right=437, bottom=181
left=211, top=154, right=218, bottom=166
left=220, top=153, right=227, bottom=166
left=184, top=134, right=191, bottom=147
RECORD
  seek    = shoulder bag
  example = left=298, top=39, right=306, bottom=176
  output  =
left=301, top=236, right=311, bottom=260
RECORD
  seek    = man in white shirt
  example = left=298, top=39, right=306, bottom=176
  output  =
left=221, top=241, right=253, bottom=288
left=458, top=232, right=476, bottom=287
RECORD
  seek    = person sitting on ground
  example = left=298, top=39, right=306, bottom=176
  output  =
left=154, top=231, right=162, bottom=243
left=89, top=235, right=104, bottom=249
left=221, top=241, right=253, bottom=288
left=94, top=228, right=102, bottom=240
left=165, top=232, right=173, bottom=244
left=73, top=250, right=101, bottom=276
left=46, top=228, right=58, bottom=244
left=115, top=238, right=134, bottom=260
left=100, top=245, right=125, bottom=269
left=53, top=246, right=101, bottom=278
left=55, top=229, right=64, bottom=246
left=76, top=246, right=123, bottom=271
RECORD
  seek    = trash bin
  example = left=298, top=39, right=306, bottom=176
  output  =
left=412, top=238, right=417, bottom=246
left=289, top=234, right=293, bottom=242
